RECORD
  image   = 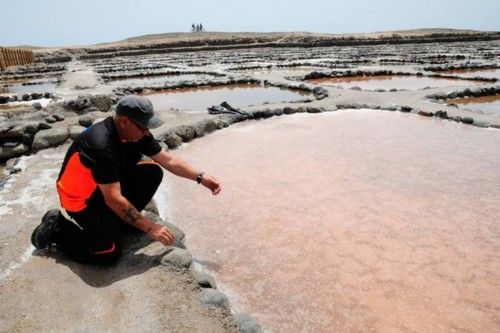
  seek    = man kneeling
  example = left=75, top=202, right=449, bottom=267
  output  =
left=31, top=95, right=221, bottom=264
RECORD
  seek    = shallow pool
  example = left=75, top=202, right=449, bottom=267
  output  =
left=307, top=75, right=484, bottom=90
left=161, top=110, right=500, bottom=332
left=142, top=84, right=311, bottom=112
left=451, top=95, right=500, bottom=116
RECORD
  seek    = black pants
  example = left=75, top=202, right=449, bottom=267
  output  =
left=57, top=162, right=163, bottom=265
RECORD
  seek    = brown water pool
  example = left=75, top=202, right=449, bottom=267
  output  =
left=307, top=75, right=484, bottom=90
left=451, top=95, right=500, bottom=116
left=142, top=84, right=311, bottom=112
left=161, top=110, right=500, bottom=332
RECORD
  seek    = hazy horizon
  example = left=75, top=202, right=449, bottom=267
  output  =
left=1, top=0, right=499, bottom=48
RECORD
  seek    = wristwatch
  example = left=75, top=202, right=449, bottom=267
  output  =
left=196, top=172, right=205, bottom=184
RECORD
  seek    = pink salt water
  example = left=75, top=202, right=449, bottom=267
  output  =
left=307, top=75, right=484, bottom=90
left=163, top=110, right=500, bottom=332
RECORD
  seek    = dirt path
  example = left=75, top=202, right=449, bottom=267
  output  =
left=56, top=58, right=114, bottom=99
left=0, top=146, right=236, bottom=332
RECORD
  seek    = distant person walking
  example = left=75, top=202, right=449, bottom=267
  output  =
left=31, top=95, right=221, bottom=264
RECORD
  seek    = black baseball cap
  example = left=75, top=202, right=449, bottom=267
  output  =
left=115, top=95, right=164, bottom=129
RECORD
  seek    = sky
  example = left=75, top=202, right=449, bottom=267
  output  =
left=1, top=0, right=499, bottom=47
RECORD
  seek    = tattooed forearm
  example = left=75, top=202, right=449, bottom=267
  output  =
left=122, top=204, right=142, bottom=225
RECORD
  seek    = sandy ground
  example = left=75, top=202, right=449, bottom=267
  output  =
left=0, top=144, right=236, bottom=332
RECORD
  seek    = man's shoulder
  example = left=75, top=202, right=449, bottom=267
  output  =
left=78, top=117, right=118, bottom=151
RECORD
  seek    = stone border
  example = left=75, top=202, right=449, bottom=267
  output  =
left=425, top=85, right=500, bottom=101
left=102, top=70, right=227, bottom=81
left=296, top=69, right=497, bottom=92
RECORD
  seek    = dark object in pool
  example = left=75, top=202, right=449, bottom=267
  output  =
left=207, top=101, right=250, bottom=117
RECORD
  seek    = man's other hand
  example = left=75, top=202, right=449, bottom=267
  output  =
left=147, top=223, right=174, bottom=246
left=202, top=174, right=222, bottom=195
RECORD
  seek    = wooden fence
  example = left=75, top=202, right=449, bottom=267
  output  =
left=0, top=47, right=35, bottom=71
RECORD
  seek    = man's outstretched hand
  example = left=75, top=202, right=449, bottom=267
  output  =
left=201, top=174, right=222, bottom=195
left=147, top=222, right=175, bottom=246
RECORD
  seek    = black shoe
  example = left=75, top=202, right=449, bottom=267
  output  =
left=31, top=209, right=61, bottom=250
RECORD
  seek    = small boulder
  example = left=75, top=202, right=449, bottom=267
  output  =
left=32, top=102, right=43, bottom=110
left=461, top=117, right=474, bottom=124
left=233, top=313, right=263, bottom=333
left=192, top=270, right=217, bottom=289
left=0, top=143, right=30, bottom=160
left=69, top=125, right=86, bottom=140
left=32, top=128, right=69, bottom=150
left=160, top=248, right=193, bottom=269
left=199, top=288, right=229, bottom=309
left=283, top=107, right=296, bottom=115
left=78, top=115, right=94, bottom=127
left=45, top=116, right=57, bottom=123
left=175, top=125, right=196, bottom=142
left=161, top=132, right=183, bottom=149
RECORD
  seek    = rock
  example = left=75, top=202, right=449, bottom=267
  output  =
left=53, top=114, right=65, bottom=121
left=199, top=288, right=229, bottom=309
left=193, top=119, right=219, bottom=136
left=306, top=107, right=321, bottom=113
left=273, top=108, right=283, bottom=116
left=69, top=125, right=86, bottom=140
left=192, top=270, right=217, bottom=289
left=350, top=86, right=362, bottom=91
left=461, top=117, right=474, bottom=124
left=45, top=116, right=57, bottom=123
left=38, top=122, right=52, bottom=130
left=253, top=109, right=274, bottom=119
left=82, top=106, right=100, bottom=114
left=0, top=143, right=30, bottom=160
left=5, top=157, right=22, bottom=173
left=446, top=90, right=458, bottom=99
left=233, top=313, right=263, bottom=333
left=217, top=114, right=244, bottom=127
left=434, top=110, right=448, bottom=119
left=160, top=248, right=193, bottom=269
left=32, top=102, right=43, bottom=110
left=23, top=122, right=39, bottom=134
left=30, top=93, right=43, bottom=100
left=282, top=107, right=296, bottom=115
left=144, top=199, right=160, bottom=215
left=0, top=96, right=9, bottom=104
left=296, top=107, right=307, bottom=113
left=175, top=125, right=196, bottom=142
left=470, top=87, right=483, bottom=97
left=90, top=95, right=114, bottom=112
left=32, top=128, right=69, bottom=150
left=20, top=110, right=49, bottom=121
left=400, top=106, right=412, bottom=112
left=161, top=132, right=183, bottom=149
left=473, top=120, right=489, bottom=128
left=22, top=94, right=30, bottom=101
left=375, top=88, right=386, bottom=92
left=389, top=88, right=398, bottom=92
left=78, top=115, right=94, bottom=127
left=417, top=110, right=433, bottom=117
left=143, top=211, right=185, bottom=245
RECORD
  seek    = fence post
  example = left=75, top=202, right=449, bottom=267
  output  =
left=0, top=48, right=6, bottom=71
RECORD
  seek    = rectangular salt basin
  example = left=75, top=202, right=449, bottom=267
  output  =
left=451, top=95, right=500, bottom=116
left=162, top=110, right=500, bottom=332
left=307, top=75, right=485, bottom=90
left=142, top=84, right=311, bottom=112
